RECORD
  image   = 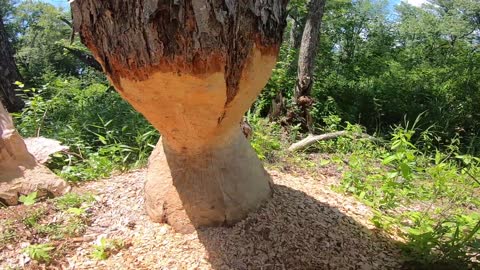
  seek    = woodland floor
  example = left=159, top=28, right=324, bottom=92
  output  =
left=1, top=166, right=406, bottom=269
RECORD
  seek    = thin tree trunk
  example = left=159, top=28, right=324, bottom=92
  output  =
left=72, top=0, right=288, bottom=232
left=289, top=17, right=303, bottom=49
left=0, top=15, right=24, bottom=112
left=294, top=0, right=326, bottom=131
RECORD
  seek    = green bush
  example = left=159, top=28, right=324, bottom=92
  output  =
left=247, top=111, right=283, bottom=162
left=14, top=77, right=159, bottom=181
left=335, top=118, right=480, bottom=268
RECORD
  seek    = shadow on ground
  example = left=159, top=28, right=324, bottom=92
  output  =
left=196, top=184, right=404, bottom=270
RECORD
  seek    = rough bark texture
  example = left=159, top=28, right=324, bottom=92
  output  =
left=0, top=16, right=24, bottom=112
left=294, top=0, right=326, bottom=130
left=72, top=0, right=288, bottom=231
left=72, top=0, right=288, bottom=104
left=0, top=104, right=70, bottom=205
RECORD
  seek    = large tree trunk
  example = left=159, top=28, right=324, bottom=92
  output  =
left=294, top=0, right=326, bottom=131
left=72, top=0, right=288, bottom=232
left=0, top=15, right=24, bottom=112
left=0, top=103, right=70, bottom=205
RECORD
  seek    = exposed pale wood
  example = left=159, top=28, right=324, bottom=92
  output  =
left=0, top=104, right=70, bottom=205
left=24, top=137, right=69, bottom=164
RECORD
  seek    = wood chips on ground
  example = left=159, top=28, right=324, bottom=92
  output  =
left=1, top=168, right=405, bottom=269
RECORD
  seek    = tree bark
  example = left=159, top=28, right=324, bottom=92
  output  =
left=294, top=0, right=326, bottom=131
left=72, top=0, right=288, bottom=232
left=0, top=15, right=24, bottom=112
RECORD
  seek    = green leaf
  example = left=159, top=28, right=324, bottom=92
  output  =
left=23, top=243, right=54, bottom=262
left=383, top=155, right=397, bottom=165
left=98, top=135, right=107, bottom=145
left=18, top=192, right=38, bottom=206
left=435, top=150, right=442, bottom=164
left=14, top=81, right=25, bottom=88
left=319, top=159, right=331, bottom=166
left=67, top=207, right=85, bottom=215
left=386, top=171, right=399, bottom=179
left=400, top=162, right=412, bottom=179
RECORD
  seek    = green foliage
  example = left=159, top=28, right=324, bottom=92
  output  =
left=6, top=0, right=480, bottom=268
left=55, top=192, right=94, bottom=210
left=403, top=213, right=480, bottom=268
left=10, top=1, right=97, bottom=84
left=260, top=0, right=480, bottom=153
left=247, top=111, right=283, bottom=162
left=334, top=117, right=480, bottom=268
left=0, top=220, right=17, bottom=247
left=14, top=77, right=158, bottom=181
left=22, top=243, right=54, bottom=263
left=91, top=238, right=126, bottom=260
left=18, top=191, right=38, bottom=206
left=22, top=208, right=45, bottom=228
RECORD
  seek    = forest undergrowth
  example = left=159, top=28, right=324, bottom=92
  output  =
left=2, top=0, right=479, bottom=268
left=10, top=79, right=480, bottom=268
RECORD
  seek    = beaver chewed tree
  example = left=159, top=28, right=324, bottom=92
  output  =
left=0, top=104, right=70, bottom=205
left=72, top=0, right=289, bottom=232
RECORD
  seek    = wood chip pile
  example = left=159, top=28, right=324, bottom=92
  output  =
left=2, top=169, right=405, bottom=269
left=68, top=171, right=402, bottom=269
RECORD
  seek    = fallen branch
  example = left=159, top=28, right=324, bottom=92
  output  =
left=288, top=131, right=377, bottom=152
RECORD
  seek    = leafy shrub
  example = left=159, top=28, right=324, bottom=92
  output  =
left=91, top=238, right=126, bottom=260
left=55, top=192, right=94, bottom=210
left=336, top=117, right=480, bottom=268
left=247, top=111, right=283, bottom=162
left=14, top=77, right=159, bottom=181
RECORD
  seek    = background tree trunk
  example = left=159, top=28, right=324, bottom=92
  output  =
left=294, top=0, right=326, bottom=131
left=72, top=0, right=288, bottom=232
left=0, top=15, right=24, bottom=112
left=289, top=17, right=304, bottom=49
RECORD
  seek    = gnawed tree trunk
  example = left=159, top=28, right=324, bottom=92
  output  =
left=0, top=103, right=70, bottom=205
left=72, top=0, right=288, bottom=232
left=0, top=15, right=24, bottom=112
left=294, top=0, right=326, bottom=131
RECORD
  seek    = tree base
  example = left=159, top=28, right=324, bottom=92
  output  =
left=144, top=130, right=272, bottom=233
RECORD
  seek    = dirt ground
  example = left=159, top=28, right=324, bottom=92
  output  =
left=1, top=168, right=405, bottom=269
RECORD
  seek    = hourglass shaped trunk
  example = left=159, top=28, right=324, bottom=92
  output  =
left=72, top=0, right=288, bottom=232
